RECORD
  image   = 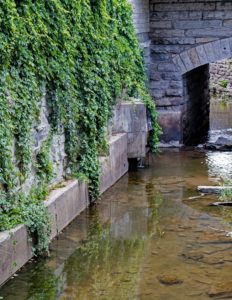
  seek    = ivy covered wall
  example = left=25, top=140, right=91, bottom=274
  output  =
left=0, top=0, right=159, bottom=253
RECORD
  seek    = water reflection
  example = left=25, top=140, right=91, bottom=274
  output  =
left=210, top=100, right=232, bottom=131
left=1, top=150, right=232, bottom=300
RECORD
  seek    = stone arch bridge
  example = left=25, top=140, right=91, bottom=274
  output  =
left=129, top=0, right=232, bottom=145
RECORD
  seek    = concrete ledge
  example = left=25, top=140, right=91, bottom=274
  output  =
left=45, top=180, right=89, bottom=239
left=0, top=133, right=130, bottom=287
left=0, top=225, right=33, bottom=286
left=0, top=101, right=148, bottom=287
left=109, top=101, right=148, bottom=158
left=100, top=133, right=128, bottom=194
left=0, top=180, right=89, bottom=287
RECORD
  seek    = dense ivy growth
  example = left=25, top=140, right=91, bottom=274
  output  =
left=0, top=0, right=159, bottom=253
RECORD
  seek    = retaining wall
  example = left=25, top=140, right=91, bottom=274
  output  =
left=0, top=101, right=148, bottom=287
left=210, top=59, right=232, bottom=98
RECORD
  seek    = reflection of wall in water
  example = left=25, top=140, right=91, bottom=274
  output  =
left=210, top=101, right=232, bottom=130
left=110, top=209, right=149, bottom=240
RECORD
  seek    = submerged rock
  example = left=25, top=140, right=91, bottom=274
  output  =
left=215, top=136, right=232, bottom=146
left=157, top=274, right=183, bottom=285
left=204, top=136, right=232, bottom=150
left=208, top=281, right=232, bottom=298
left=182, top=250, right=204, bottom=261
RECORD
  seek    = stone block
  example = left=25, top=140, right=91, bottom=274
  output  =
left=196, top=44, right=208, bottom=65
left=100, top=133, right=128, bottom=194
left=0, top=225, right=33, bottom=287
left=51, top=180, right=89, bottom=233
left=44, top=196, right=57, bottom=240
left=157, top=110, right=182, bottom=143
left=172, top=55, right=187, bottom=74
left=174, top=20, right=222, bottom=30
left=187, top=48, right=200, bottom=68
left=153, top=3, right=215, bottom=12
left=180, top=51, right=194, bottom=71
left=155, top=97, right=184, bottom=107
left=128, top=131, right=147, bottom=158
left=165, top=88, right=182, bottom=97
left=110, top=102, right=148, bottom=133
left=223, top=19, right=232, bottom=27
left=150, top=21, right=172, bottom=29
left=109, top=101, right=148, bottom=158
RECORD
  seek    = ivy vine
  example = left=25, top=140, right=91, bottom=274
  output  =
left=0, top=0, right=160, bottom=254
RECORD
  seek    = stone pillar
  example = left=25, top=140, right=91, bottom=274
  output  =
left=128, top=0, right=151, bottom=77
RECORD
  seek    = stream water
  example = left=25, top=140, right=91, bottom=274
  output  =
left=0, top=101, right=232, bottom=300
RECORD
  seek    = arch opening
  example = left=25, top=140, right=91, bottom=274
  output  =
left=182, top=64, right=210, bottom=146
left=171, top=39, right=232, bottom=146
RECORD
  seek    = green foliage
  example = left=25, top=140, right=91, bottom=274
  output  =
left=0, top=186, right=51, bottom=255
left=219, top=187, right=232, bottom=202
left=35, top=137, right=54, bottom=184
left=0, top=0, right=159, bottom=254
left=219, top=187, right=232, bottom=229
left=219, top=79, right=229, bottom=88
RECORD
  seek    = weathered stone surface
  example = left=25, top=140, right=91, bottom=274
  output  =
left=129, top=0, right=150, bottom=74
left=128, top=131, right=147, bottom=158
left=109, top=101, right=148, bottom=158
left=47, top=180, right=89, bottom=235
left=157, top=110, right=182, bottom=143
left=0, top=100, right=150, bottom=287
left=110, top=102, right=148, bottom=133
left=99, top=133, right=128, bottom=194
left=0, top=225, right=33, bottom=287
left=210, top=59, right=232, bottom=98
left=149, top=0, right=232, bottom=143
left=215, top=136, right=232, bottom=146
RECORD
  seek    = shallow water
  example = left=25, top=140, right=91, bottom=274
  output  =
left=209, top=100, right=232, bottom=143
left=1, top=149, right=232, bottom=300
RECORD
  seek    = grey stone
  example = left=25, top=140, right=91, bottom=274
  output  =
left=0, top=225, right=33, bottom=287
left=157, top=110, right=182, bottom=142
left=99, top=133, right=128, bottom=194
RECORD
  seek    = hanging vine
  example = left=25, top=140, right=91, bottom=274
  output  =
left=0, top=0, right=160, bottom=254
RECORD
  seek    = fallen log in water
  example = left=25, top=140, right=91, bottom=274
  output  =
left=197, top=186, right=232, bottom=194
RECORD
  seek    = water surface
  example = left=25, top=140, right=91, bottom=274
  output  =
left=1, top=150, right=232, bottom=300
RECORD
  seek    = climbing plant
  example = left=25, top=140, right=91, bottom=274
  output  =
left=0, top=0, right=160, bottom=254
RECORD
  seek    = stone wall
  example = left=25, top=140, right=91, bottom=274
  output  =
left=20, top=92, right=66, bottom=194
left=10, top=97, right=149, bottom=196
left=0, top=101, right=149, bottom=287
left=128, top=0, right=150, bottom=76
left=149, top=0, right=232, bottom=144
left=210, top=59, right=232, bottom=98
